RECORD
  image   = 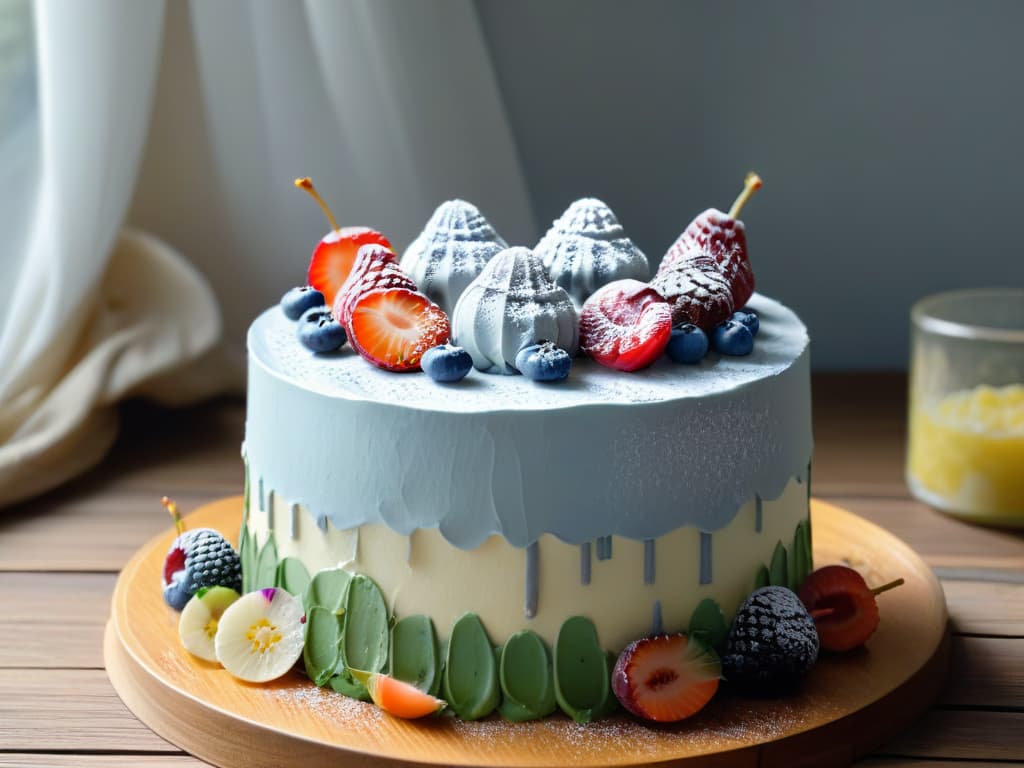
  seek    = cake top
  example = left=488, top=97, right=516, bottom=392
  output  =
left=250, top=292, right=808, bottom=414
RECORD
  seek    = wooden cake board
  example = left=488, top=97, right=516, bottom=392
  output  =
left=105, top=497, right=949, bottom=768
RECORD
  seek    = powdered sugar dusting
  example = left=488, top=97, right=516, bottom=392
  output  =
left=257, top=677, right=838, bottom=765
left=400, top=200, right=507, bottom=317
left=252, top=293, right=806, bottom=414
left=536, top=198, right=650, bottom=306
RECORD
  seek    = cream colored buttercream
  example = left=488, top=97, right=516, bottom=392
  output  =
left=245, top=477, right=808, bottom=651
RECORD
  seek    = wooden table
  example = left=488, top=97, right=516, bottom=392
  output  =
left=1, top=372, right=1021, bottom=767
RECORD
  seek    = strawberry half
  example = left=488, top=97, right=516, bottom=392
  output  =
left=349, top=287, right=450, bottom=372
left=307, top=226, right=394, bottom=308
left=798, top=565, right=903, bottom=652
left=333, top=244, right=417, bottom=329
left=612, top=634, right=721, bottom=723
left=579, top=279, right=672, bottom=372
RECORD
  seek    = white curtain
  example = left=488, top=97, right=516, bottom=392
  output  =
left=0, top=0, right=534, bottom=509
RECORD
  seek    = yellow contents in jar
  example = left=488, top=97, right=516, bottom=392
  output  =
left=908, top=384, right=1024, bottom=522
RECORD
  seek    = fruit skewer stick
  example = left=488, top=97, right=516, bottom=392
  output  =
left=162, top=496, right=184, bottom=535
left=870, top=578, right=905, bottom=596
left=808, top=577, right=905, bottom=622
left=295, top=177, right=340, bottom=232
left=727, top=172, right=763, bottom=220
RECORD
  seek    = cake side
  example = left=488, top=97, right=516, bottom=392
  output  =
left=245, top=293, right=811, bottom=549
left=242, top=475, right=810, bottom=651
left=242, top=291, right=812, bottom=651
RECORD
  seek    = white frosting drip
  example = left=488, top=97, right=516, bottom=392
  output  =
left=400, top=200, right=507, bottom=317
left=535, top=198, right=650, bottom=307
left=451, top=246, right=579, bottom=374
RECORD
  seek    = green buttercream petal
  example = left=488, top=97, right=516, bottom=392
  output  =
left=442, top=613, right=500, bottom=720
left=554, top=616, right=613, bottom=723
left=593, top=651, right=620, bottom=719
left=239, top=525, right=254, bottom=594
left=390, top=615, right=440, bottom=695
left=329, top=668, right=371, bottom=701
left=337, top=574, right=389, bottom=699
left=790, top=521, right=804, bottom=591
left=304, top=606, right=342, bottom=686
left=498, top=696, right=542, bottom=723
left=242, top=458, right=250, bottom=523
left=276, top=557, right=311, bottom=597
left=769, top=540, right=788, bottom=587
left=688, top=598, right=729, bottom=652
left=304, top=568, right=351, bottom=616
left=787, top=534, right=801, bottom=591
left=796, top=518, right=813, bottom=587
left=754, top=563, right=770, bottom=591
left=254, top=537, right=279, bottom=591
left=498, top=630, right=557, bottom=722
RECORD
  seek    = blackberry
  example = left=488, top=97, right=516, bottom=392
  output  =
left=722, top=586, right=818, bottom=693
left=183, top=529, right=242, bottom=594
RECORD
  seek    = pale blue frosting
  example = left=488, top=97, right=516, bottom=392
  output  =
left=245, top=293, right=811, bottom=549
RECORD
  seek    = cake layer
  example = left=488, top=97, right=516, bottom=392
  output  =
left=243, top=477, right=810, bottom=651
left=245, top=293, right=811, bottom=549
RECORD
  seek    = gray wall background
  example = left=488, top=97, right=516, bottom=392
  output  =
left=476, top=0, right=1024, bottom=370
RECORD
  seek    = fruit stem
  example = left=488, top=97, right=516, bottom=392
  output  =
left=162, top=496, right=184, bottom=535
left=727, top=172, right=763, bottom=219
left=294, top=177, right=340, bottom=233
left=809, top=607, right=836, bottom=621
left=870, top=578, right=905, bottom=597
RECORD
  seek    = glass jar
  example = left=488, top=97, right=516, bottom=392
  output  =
left=906, top=288, right=1024, bottom=527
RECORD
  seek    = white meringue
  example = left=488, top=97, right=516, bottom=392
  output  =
left=452, top=247, right=579, bottom=374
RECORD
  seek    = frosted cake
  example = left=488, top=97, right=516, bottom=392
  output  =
left=164, top=173, right=847, bottom=724
left=242, top=292, right=811, bottom=652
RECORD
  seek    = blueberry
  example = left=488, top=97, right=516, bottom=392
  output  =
left=421, top=344, right=473, bottom=382
left=281, top=286, right=325, bottom=320
left=163, top=571, right=192, bottom=611
left=733, top=309, right=759, bottom=337
left=666, top=324, right=709, bottom=364
left=712, top=319, right=754, bottom=356
left=515, top=341, right=572, bottom=382
left=297, top=305, right=347, bottom=353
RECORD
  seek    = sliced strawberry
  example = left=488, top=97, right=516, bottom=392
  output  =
left=650, top=250, right=734, bottom=330
left=612, top=634, right=720, bottom=723
left=333, top=244, right=417, bottom=328
left=307, top=227, right=393, bottom=308
left=798, top=565, right=903, bottom=652
left=349, top=287, right=450, bottom=372
left=579, top=279, right=672, bottom=372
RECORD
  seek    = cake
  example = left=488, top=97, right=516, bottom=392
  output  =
left=167, top=174, right=853, bottom=724
left=242, top=291, right=811, bottom=654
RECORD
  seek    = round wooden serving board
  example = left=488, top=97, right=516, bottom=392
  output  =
left=106, top=497, right=949, bottom=768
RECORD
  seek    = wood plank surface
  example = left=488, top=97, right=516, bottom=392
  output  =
left=877, top=710, right=1024, bottom=761
left=824, top=497, right=1024, bottom=572
left=0, top=668, right=177, bottom=753
left=0, top=573, right=114, bottom=668
left=855, top=761, right=1014, bottom=767
left=941, top=636, right=1024, bottom=709
left=0, top=374, right=1021, bottom=766
left=0, top=757, right=204, bottom=767
left=942, top=580, right=1024, bottom=637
